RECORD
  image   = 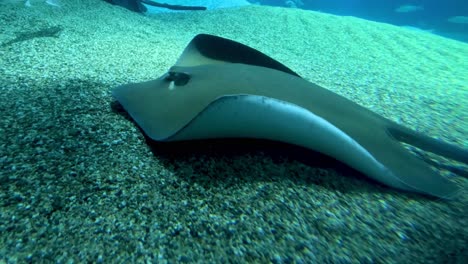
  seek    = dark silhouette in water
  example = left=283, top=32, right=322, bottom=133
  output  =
left=103, top=0, right=207, bottom=13
left=1, top=26, right=63, bottom=47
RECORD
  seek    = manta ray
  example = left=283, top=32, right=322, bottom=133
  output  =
left=113, top=34, right=467, bottom=198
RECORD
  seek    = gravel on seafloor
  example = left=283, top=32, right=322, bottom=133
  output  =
left=0, top=0, right=467, bottom=263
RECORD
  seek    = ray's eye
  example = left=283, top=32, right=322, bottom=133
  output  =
left=165, top=71, right=191, bottom=86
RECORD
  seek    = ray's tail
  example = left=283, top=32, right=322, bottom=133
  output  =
left=387, top=124, right=468, bottom=166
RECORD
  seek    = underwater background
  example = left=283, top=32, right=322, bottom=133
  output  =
left=0, top=0, right=467, bottom=263
left=257, top=0, right=468, bottom=42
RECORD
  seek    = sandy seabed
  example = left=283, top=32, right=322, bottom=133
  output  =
left=0, top=0, right=467, bottom=262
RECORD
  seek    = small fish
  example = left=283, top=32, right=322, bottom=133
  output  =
left=447, top=16, right=468, bottom=24
left=395, top=4, right=424, bottom=13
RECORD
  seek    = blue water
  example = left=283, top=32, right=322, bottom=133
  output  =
left=257, top=0, right=468, bottom=42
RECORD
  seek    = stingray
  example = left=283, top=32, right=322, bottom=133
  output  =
left=113, top=34, right=467, bottom=198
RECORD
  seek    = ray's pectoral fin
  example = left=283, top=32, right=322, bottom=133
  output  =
left=376, top=133, right=461, bottom=198
left=173, top=34, right=300, bottom=77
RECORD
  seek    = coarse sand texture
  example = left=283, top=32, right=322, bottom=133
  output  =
left=0, top=1, right=467, bottom=263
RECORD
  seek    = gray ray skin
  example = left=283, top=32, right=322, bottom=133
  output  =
left=113, top=34, right=467, bottom=199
